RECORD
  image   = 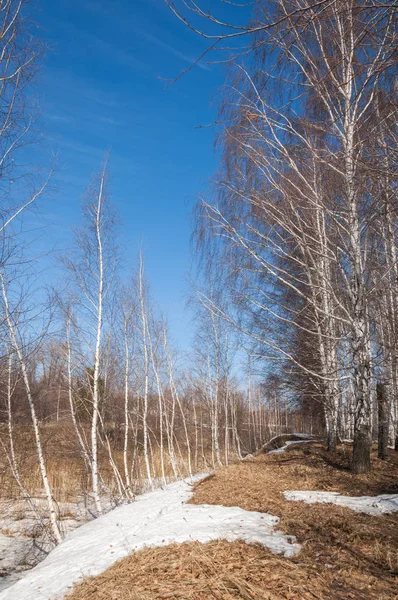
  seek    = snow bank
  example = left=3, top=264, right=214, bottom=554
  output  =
left=241, top=453, right=254, bottom=460
left=0, top=532, right=33, bottom=588
left=0, top=498, right=94, bottom=593
left=284, top=490, right=398, bottom=515
left=1, top=475, right=300, bottom=600
left=268, top=439, right=315, bottom=455
left=267, top=433, right=314, bottom=444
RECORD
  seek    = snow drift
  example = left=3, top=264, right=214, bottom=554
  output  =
left=284, top=490, right=398, bottom=515
left=1, top=475, right=300, bottom=600
left=267, top=439, right=316, bottom=455
left=262, top=433, right=316, bottom=454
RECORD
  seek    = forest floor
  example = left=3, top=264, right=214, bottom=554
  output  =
left=65, top=443, right=398, bottom=600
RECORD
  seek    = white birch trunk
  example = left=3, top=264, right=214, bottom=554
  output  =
left=91, top=169, right=106, bottom=514
left=1, top=274, right=62, bottom=543
left=139, top=255, right=153, bottom=489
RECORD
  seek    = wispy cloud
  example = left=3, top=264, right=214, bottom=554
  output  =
left=45, top=15, right=148, bottom=76
left=45, top=134, right=104, bottom=159
left=46, top=113, right=74, bottom=124
left=99, top=116, right=123, bottom=126
left=140, top=30, right=211, bottom=71
left=43, top=68, right=122, bottom=110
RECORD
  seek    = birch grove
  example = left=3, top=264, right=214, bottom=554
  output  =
left=184, top=0, right=397, bottom=472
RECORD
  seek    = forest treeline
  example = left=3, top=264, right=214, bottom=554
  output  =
left=0, top=0, right=397, bottom=546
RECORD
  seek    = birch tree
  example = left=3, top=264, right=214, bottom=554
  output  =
left=0, top=273, right=62, bottom=543
left=119, top=282, right=137, bottom=497
left=62, top=158, right=118, bottom=513
left=137, top=253, right=154, bottom=489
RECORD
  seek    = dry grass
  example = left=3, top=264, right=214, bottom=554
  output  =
left=0, top=424, right=86, bottom=503
left=190, top=444, right=398, bottom=598
left=0, top=423, right=204, bottom=504
left=66, top=540, right=328, bottom=600
left=66, top=444, right=398, bottom=600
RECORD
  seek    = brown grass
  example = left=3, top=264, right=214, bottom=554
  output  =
left=66, top=444, right=398, bottom=600
left=0, top=423, right=204, bottom=504
left=66, top=540, right=328, bottom=600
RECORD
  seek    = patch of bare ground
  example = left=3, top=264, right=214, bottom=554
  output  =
left=67, top=444, right=398, bottom=600
left=190, top=444, right=398, bottom=599
left=67, top=539, right=327, bottom=600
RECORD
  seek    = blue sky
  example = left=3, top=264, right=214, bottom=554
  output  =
left=27, top=0, right=246, bottom=350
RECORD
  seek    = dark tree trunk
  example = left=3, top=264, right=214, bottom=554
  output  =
left=352, top=424, right=371, bottom=473
left=377, top=382, right=388, bottom=460
left=326, top=416, right=337, bottom=452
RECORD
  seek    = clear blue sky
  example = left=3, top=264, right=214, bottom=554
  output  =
left=27, top=0, right=247, bottom=350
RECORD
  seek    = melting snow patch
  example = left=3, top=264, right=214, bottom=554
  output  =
left=268, top=439, right=315, bottom=455
left=284, top=491, right=398, bottom=516
left=1, top=475, right=300, bottom=600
